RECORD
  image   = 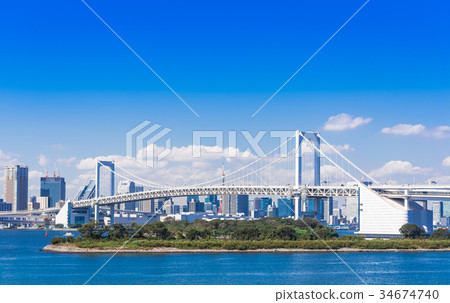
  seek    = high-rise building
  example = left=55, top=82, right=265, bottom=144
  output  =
left=222, top=195, right=248, bottom=216
left=4, top=165, right=28, bottom=211
left=276, top=198, right=294, bottom=217
left=267, top=205, right=278, bottom=217
left=205, top=195, right=219, bottom=208
left=433, top=202, right=444, bottom=225
left=442, top=201, right=450, bottom=217
left=258, top=197, right=272, bottom=211
left=117, top=180, right=136, bottom=210
left=323, top=197, right=333, bottom=225
left=40, top=176, right=66, bottom=208
left=163, top=199, right=174, bottom=214
left=189, top=200, right=205, bottom=213
left=236, top=195, right=249, bottom=216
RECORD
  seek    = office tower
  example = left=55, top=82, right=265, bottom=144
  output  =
left=173, top=205, right=180, bottom=214
left=267, top=205, right=278, bottom=217
left=40, top=176, right=66, bottom=208
left=442, top=201, right=450, bottom=217
left=236, top=195, right=249, bottom=216
left=258, top=197, right=272, bottom=211
left=117, top=180, right=136, bottom=210
left=189, top=200, right=205, bottom=213
left=276, top=198, right=294, bottom=217
left=163, top=199, right=174, bottom=214
left=323, top=197, right=333, bottom=225
left=151, top=199, right=165, bottom=213
left=433, top=202, right=444, bottom=225
left=4, top=165, right=28, bottom=211
left=205, top=195, right=219, bottom=208
left=222, top=194, right=236, bottom=215
left=254, top=198, right=261, bottom=210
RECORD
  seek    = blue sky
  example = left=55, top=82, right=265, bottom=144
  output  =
left=0, top=0, right=449, bottom=197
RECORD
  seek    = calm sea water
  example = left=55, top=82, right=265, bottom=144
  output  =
left=0, top=230, right=449, bottom=285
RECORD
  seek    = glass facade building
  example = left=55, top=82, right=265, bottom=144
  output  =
left=40, top=177, right=66, bottom=208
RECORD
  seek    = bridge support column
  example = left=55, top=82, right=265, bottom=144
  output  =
left=94, top=203, right=99, bottom=222
left=294, top=197, right=300, bottom=219
left=109, top=205, right=115, bottom=225
left=404, top=189, right=410, bottom=210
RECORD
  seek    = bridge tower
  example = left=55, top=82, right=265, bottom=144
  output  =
left=94, top=160, right=115, bottom=224
left=294, top=131, right=321, bottom=219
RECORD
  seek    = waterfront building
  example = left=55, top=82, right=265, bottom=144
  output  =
left=40, top=176, right=66, bottom=208
left=4, top=165, right=28, bottom=211
left=0, top=200, right=12, bottom=212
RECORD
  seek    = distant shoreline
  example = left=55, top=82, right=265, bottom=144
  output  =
left=41, top=244, right=450, bottom=254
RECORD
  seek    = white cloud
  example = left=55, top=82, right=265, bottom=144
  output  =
left=0, top=150, right=20, bottom=167
left=443, top=156, right=450, bottom=167
left=381, top=124, right=450, bottom=138
left=381, top=124, right=426, bottom=136
left=370, top=160, right=432, bottom=178
left=323, top=113, right=372, bottom=131
left=38, top=154, right=49, bottom=167
left=57, top=157, right=77, bottom=167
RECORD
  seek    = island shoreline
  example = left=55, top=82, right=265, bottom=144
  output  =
left=41, top=244, right=450, bottom=254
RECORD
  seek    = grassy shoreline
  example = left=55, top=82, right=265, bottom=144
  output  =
left=47, top=238, right=450, bottom=252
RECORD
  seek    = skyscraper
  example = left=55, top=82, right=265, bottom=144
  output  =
left=276, top=198, right=294, bottom=217
left=40, top=176, right=66, bottom=208
left=222, top=195, right=248, bottom=216
left=236, top=195, right=249, bottom=216
left=4, top=165, right=28, bottom=211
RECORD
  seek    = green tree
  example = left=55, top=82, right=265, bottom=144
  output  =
left=430, top=228, right=450, bottom=240
left=232, top=227, right=261, bottom=240
left=268, top=226, right=298, bottom=240
left=107, top=223, right=129, bottom=240
left=78, top=220, right=105, bottom=239
left=399, top=223, right=425, bottom=239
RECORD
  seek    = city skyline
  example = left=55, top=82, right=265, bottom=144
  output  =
left=1, top=0, right=450, bottom=199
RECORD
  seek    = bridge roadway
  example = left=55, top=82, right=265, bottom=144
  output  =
left=372, top=186, right=450, bottom=200
left=70, top=184, right=450, bottom=209
left=0, top=208, right=60, bottom=217
left=72, top=185, right=359, bottom=208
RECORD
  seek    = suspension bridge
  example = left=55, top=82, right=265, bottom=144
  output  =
left=53, top=131, right=448, bottom=237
